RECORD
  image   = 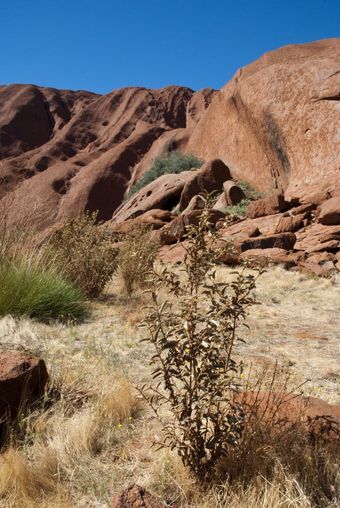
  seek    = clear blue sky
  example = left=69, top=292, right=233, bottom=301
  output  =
left=1, top=0, right=339, bottom=94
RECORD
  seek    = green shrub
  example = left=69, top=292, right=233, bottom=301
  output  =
left=225, top=198, right=252, bottom=218
left=116, top=223, right=159, bottom=296
left=139, top=201, right=261, bottom=482
left=0, top=258, right=86, bottom=322
left=126, top=151, right=203, bottom=199
left=50, top=212, right=118, bottom=298
left=236, top=181, right=264, bottom=201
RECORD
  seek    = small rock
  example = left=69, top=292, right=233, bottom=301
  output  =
left=111, top=484, right=166, bottom=508
left=223, top=180, right=245, bottom=206
left=247, top=193, right=289, bottom=219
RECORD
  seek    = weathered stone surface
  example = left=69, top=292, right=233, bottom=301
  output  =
left=239, top=248, right=304, bottom=268
left=295, top=223, right=340, bottom=253
left=298, top=252, right=337, bottom=277
left=274, top=214, right=306, bottom=233
left=240, top=232, right=296, bottom=252
left=247, top=194, right=289, bottom=219
left=212, top=192, right=228, bottom=212
left=234, top=392, right=340, bottom=440
left=159, top=209, right=225, bottom=245
left=223, top=180, right=245, bottom=206
left=219, top=221, right=261, bottom=241
left=187, top=39, right=340, bottom=205
left=182, top=194, right=205, bottom=213
left=112, top=171, right=194, bottom=223
left=0, top=85, right=215, bottom=229
left=290, top=202, right=316, bottom=217
left=158, top=242, right=188, bottom=264
left=179, top=159, right=231, bottom=211
left=318, top=196, right=340, bottom=225
left=111, top=209, right=173, bottom=234
left=0, top=352, right=48, bottom=440
left=111, top=484, right=166, bottom=508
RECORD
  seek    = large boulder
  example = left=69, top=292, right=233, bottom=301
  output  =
left=235, top=392, right=340, bottom=441
left=239, top=248, right=304, bottom=268
left=187, top=39, right=340, bottom=205
left=318, top=196, right=340, bottom=225
left=111, top=484, right=166, bottom=508
left=159, top=209, right=225, bottom=245
left=247, top=194, right=289, bottom=219
left=298, top=252, right=337, bottom=277
left=179, top=159, right=231, bottom=211
left=223, top=180, right=245, bottom=206
left=0, top=352, right=48, bottom=441
left=112, top=171, right=194, bottom=223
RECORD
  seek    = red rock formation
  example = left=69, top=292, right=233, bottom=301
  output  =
left=0, top=85, right=215, bottom=228
left=0, top=39, right=339, bottom=275
left=187, top=39, right=340, bottom=203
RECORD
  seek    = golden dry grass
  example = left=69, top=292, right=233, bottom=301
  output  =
left=0, top=266, right=339, bottom=507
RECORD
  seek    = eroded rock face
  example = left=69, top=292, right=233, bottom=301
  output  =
left=187, top=39, right=340, bottom=204
left=112, top=171, right=195, bottom=223
left=0, top=85, right=216, bottom=228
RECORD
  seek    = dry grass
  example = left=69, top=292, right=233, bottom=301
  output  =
left=0, top=267, right=339, bottom=507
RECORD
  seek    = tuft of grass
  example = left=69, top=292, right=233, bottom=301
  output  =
left=126, top=151, right=203, bottom=199
left=236, top=181, right=264, bottom=201
left=0, top=258, right=86, bottom=322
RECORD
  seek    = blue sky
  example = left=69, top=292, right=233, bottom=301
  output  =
left=1, top=0, right=339, bottom=94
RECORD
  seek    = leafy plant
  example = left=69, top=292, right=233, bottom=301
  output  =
left=50, top=212, right=117, bottom=298
left=139, top=199, right=261, bottom=482
left=126, top=151, right=203, bottom=199
left=0, top=258, right=86, bottom=322
left=116, top=223, right=159, bottom=296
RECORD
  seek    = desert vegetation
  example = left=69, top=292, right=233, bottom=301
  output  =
left=0, top=201, right=339, bottom=508
left=223, top=181, right=264, bottom=218
left=126, top=151, right=202, bottom=199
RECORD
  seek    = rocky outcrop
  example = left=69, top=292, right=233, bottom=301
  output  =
left=187, top=39, right=340, bottom=205
left=0, top=40, right=339, bottom=276
left=0, top=85, right=215, bottom=228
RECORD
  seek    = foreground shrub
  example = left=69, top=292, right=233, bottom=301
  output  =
left=51, top=212, right=117, bottom=298
left=126, top=151, right=203, bottom=199
left=139, top=201, right=260, bottom=482
left=0, top=258, right=86, bottom=322
left=116, top=224, right=159, bottom=296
